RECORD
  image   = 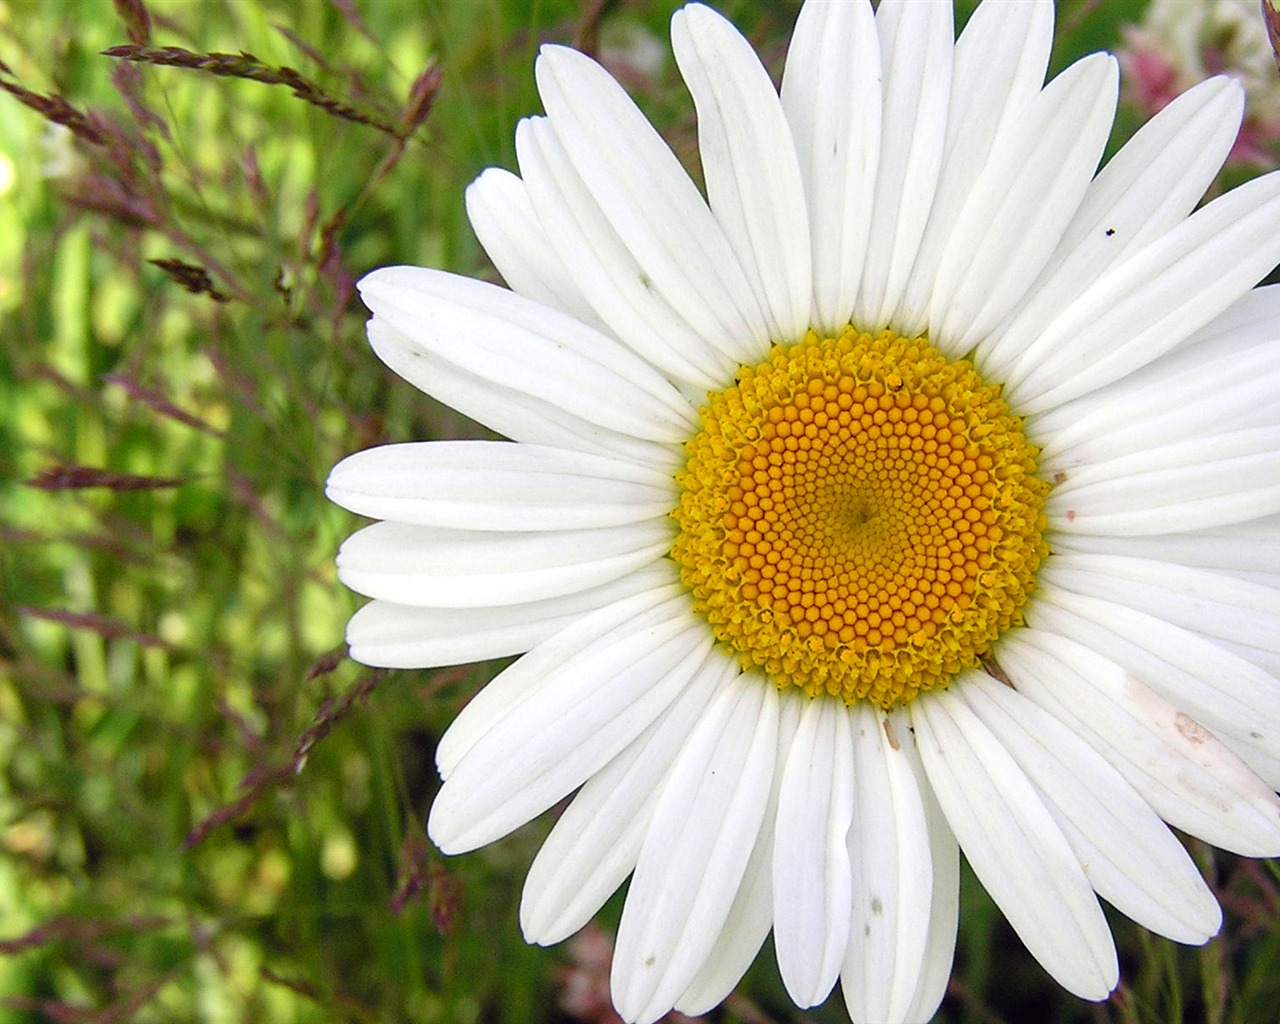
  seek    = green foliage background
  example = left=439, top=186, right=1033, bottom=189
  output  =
left=0, top=1, right=1277, bottom=1023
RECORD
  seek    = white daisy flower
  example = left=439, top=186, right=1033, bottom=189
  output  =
left=327, top=1, right=1280, bottom=1021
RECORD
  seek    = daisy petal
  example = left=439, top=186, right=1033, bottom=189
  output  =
left=1048, top=427, right=1280, bottom=535
left=515, top=116, right=734, bottom=391
left=893, top=0, right=1053, bottom=339
left=360, top=266, right=695, bottom=442
left=780, top=0, right=880, bottom=334
left=365, top=317, right=677, bottom=468
left=534, top=44, right=770, bottom=361
left=912, top=683, right=1119, bottom=1000
left=1004, top=169, right=1280, bottom=413
left=1042, top=554, right=1280, bottom=655
left=842, top=704, right=934, bottom=1024
left=680, top=824, right=768, bottom=1013
left=464, top=167, right=604, bottom=328
left=929, top=53, right=1118, bottom=352
left=960, top=673, right=1220, bottom=943
left=674, top=808, right=775, bottom=1017
left=1000, top=626, right=1280, bottom=856
left=772, top=696, right=854, bottom=1008
left=1055, top=515, right=1280, bottom=579
left=981, top=77, right=1244, bottom=379
left=336, top=519, right=671, bottom=608
left=1037, top=327, right=1280, bottom=472
left=428, top=596, right=711, bottom=853
left=677, top=693, right=802, bottom=1016
left=1028, top=579, right=1280, bottom=787
left=612, top=680, right=780, bottom=1024
left=896, top=718, right=961, bottom=1024
left=672, top=2, right=812, bottom=341
left=520, top=650, right=736, bottom=945
left=346, top=563, right=672, bottom=668
left=434, top=585, right=680, bottom=777
left=855, top=0, right=953, bottom=330
left=1177, top=279, right=1280, bottom=354
left=327, top=441, right=674, bottom=531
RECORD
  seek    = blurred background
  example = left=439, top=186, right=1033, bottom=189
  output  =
left=1, top=0, right=1278, bottom=1021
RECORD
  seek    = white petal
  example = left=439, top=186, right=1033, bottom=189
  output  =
left=515, top=116, right=734, bottom=391
left=519, top=649, right=737, bottom=945
left=912, top=684, right=1119, bottom=1000
left=1047, top=427, right=1280, bottom=535
left=672, top=3, right=812, bottom=341
left=464, top=167, right=605, bottom=328
left=999, top=626, right=1280, bottom=856
left=896, top=714, right=961, bottom=1024
left=1184, top=281, right=1280, bottom=349
left=1003, top=169, right=1280, bottom=413
left=346, top=563, right=673, bottom=668
left=893, top=0, right=1054, bottom=338
left=434, top=585, right=681, bottom=777
left=772, top=697, right=854, bottom=1008
left=1218, top=637, right=1280, bottom=680
left=929, top=54, right=1118, bottom=352
left=1037, top=325, right=1280, bottom=473
left=360, top=266, right=696, bottom=443
left=959, top=672, right=1221, bottom=943
left=336, top=519, right=671, bottom=608
left=1027, top=579, right=1280, bottom=787
left=535, top=45, right=771, bottom=361
left=842, top=703, right=935, bottom=1024
left=854, top=0, right=953, bottom=330
left=328, top=440, right=674, bottom=531
left=611, top=680, right=780, bottom=1024
left=780, top=0, right=880, bottom=333
left=428, top=596, right=711, bottom=853
left=981, top=77, right=1244, bottom=379
left=1054, top=514, right=1280, bottom=578
left=1041, top=554, right=1280, bottom=655
left=365, top=317, right=678, bottom=469
left=674, top=805, right=775, bottom=1017
left=676, top=690, right=803, bottom=1017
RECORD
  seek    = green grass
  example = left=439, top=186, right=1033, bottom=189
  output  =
left=0, top=1, right=1277, bottom=1022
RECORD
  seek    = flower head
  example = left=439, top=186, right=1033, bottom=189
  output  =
left=329, top=2, right=1280, bottom=1021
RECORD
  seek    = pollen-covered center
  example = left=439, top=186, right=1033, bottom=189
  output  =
left=671, top=327, right=1049, bottom=709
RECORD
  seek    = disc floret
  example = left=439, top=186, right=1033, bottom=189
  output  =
left=671, top=327, right=1049, bottom=708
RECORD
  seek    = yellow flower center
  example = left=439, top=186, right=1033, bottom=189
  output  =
left=670, top=327, right=1048, bottom=709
